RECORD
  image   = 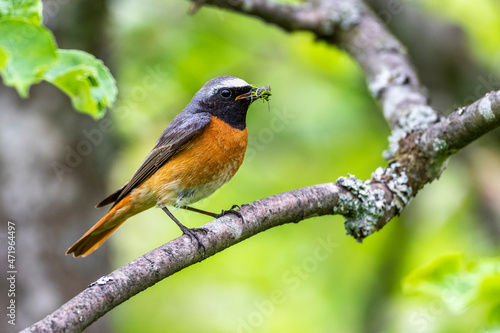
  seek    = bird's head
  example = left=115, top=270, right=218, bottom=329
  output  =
left=189, top=76, right=271, bottom=130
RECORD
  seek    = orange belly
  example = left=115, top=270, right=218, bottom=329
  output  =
left=134, top=116, right=248, bottom=208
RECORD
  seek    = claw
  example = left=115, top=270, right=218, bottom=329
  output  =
left=216, top=206, right=245, bottom=223
left=181, top=227, right=208, bottom=253
left=161, top=206, right=207, bottom=253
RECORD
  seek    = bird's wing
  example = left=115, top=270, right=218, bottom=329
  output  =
left=97, top=112, right=212, bottom=208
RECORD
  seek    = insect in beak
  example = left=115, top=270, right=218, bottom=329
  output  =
left=254, top=85, right=272, bottom=102
left=235, top=85, right=272, bottom=102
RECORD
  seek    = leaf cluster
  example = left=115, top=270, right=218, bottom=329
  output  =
left=0, top=0, right=117, bottom=118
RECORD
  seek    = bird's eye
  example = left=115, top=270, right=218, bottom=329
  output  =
left=219, top=89, right=232, bottom=98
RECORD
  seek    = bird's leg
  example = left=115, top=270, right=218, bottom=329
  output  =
left=161, top=206, right=207, bottom=252
left=180, top=206, right=218, bottom=218
left=180, top=204, right=246, bottom=223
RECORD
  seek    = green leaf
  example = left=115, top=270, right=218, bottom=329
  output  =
left=404, top=254, right=500, bottom=319
left=0, top=0, right=42, bottom=25
left=0, top=4, right=117, bottom=118
left=44, top=50, right=117, bottom=119
left=0, top=18, right=57, bottom=96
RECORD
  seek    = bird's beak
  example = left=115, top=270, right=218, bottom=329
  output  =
left=234, top=88, right=256, bottom=101
left=235, top=85, right=272, bottom=102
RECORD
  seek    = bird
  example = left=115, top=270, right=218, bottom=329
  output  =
left=66, top=76, right=270, bottom=257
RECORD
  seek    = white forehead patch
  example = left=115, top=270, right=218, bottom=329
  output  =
left=210, top=77, right=249, bottom=94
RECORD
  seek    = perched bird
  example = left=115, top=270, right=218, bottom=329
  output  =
left=67, top=76, right=270, bottom=257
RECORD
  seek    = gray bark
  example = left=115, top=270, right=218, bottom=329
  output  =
left=0, top=1, right=116, bottom=332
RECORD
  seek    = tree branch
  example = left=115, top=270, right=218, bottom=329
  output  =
left=425, top=91, right=500, bottom=152
left=22, top=0, right=500, bottom=331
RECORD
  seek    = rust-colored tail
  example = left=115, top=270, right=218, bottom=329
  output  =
left=66, top=195, right=137, bottom=257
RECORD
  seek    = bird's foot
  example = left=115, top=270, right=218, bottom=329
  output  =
left=161, top=205, right=208, bottom=253
left=215, top=204, right=246, bottom=223
left=178, top=224, right=208, bottom=252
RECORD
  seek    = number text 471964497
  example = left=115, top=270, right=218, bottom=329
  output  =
left=6, top=221, right=17, bottom=326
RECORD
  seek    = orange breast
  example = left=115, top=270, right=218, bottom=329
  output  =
left=138, top=116, right=248, bottom=207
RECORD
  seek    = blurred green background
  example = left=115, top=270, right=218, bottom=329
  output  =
left=7, top=0, right=498, bottom=332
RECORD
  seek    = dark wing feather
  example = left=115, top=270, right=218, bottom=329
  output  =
left=98, top=111, right=212, bottom=208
